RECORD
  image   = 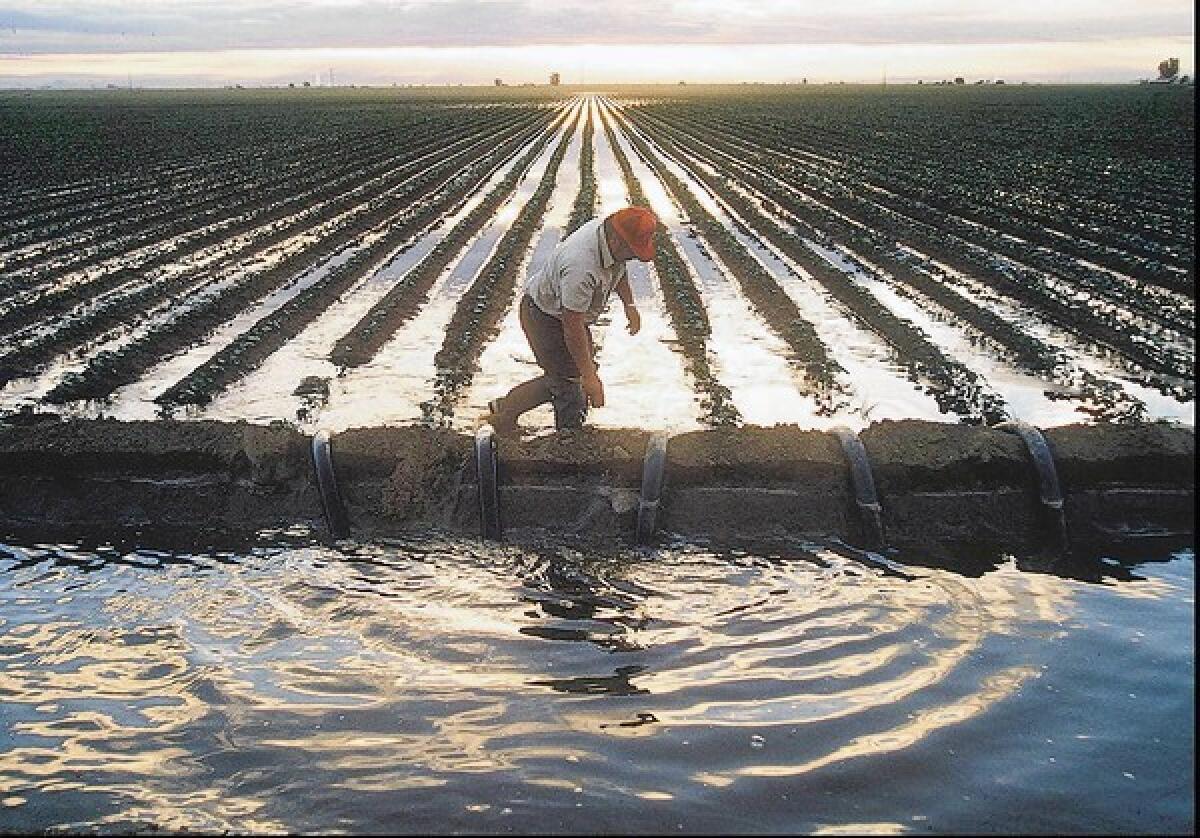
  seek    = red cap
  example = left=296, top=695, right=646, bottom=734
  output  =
left=609, top=206, right=658, bottom=262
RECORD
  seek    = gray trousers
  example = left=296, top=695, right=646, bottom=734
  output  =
left=496, top=296, right=595, bottom=430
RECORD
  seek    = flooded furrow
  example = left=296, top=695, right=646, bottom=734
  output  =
left=452, top=102, right=590, bottom=430
left=619, top=102, right=1007, bottom=425
left=0, top=204, right=384, bottom=413
left=641, top=109, right=1193, bottom=387
left=633, top=109, right=1161, bottom=422
left=606, top=102, right=816, bottom=427
left=698, top=120, right=1193, bottom=381
left=32, top=116, right=555, bottom=409
left=625, top=140, right=946, bottom=428
left=690, top=111, right=1191, bottom=290
left=106, top=241, right=376, bottom=420
left=1, top=112, right=528, bottom=323
left=0, top=127, right=399, bottom=272
left=585, top=99, right=702, bottom=432
left=312, top=118, right=571, bottom=431
left=809, top=242, right=1085, bottom=426
left=2, top=116, right=497, bottom=284
left=200, top=129, right=555, bottom=427
left=920, top=257, right=1195, bottom=424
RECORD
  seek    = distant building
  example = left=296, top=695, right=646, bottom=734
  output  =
left=550, top=72, right=561, bottom=86
left=1158, top=57, right=1180, bottom=81
left=494, top=78, right=504, bottom=86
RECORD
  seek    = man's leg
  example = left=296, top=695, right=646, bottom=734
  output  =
left=487, top=295, right=593, bottom=432
left=543, top=320, right=594, bottom=431
left=490, top=374, right=554, bottom=431
left=546, top=375, right=587, bottom=430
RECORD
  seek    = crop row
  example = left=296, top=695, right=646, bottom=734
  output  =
left=41, top=113, right=554, bottom=406
left=0, top=94, right=407, bottom=215
left=636, top=106, right=1193, bottom=398
left=0, top=107, right=529, bottom=309
left=153, top=116, right=567, bottom=409
left=752, top=112, right=1192, bottom=280
left=1, top=95, right=561, bottom=229
left=625, top=106, right=1148, bottom=423
left=425, top=107, right=584, bottom=421
left=0, top=116, right=385, bottom=252
left=2, top=108, right=506, bottom=270
left=328, top=112, right=574, bottom=368
left=0, top=110, right=512, bottom=312
left=622, top=114, right=1080, bottom=376
left=0, top=137, right=278, bottom=232
left=1, top=115, right=541, bottom=397
left=564, top=106, right=597, bottom=238
left=689, top=113, right=1194, bottom=322
left=598, top=104, right=739, bottom=426
left=616, top=103, right=1008, bottom=424
left=0, top=109, right=539, bottom=344
left=0, top=121, right=415, bottom=274
left=612, top=108, right=849, bottom=414
left=782, top=89, right=1191, bottom=242
left=640, top=92, right=1192, bottom=282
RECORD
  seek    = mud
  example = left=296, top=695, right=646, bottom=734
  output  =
left=498, top=429, right=649, bottom=482
left=666, top=425, right=845, bottom=485
left=860, top=419, right=1030, bottom=492
left=0, top=418, right=313, bottom=538
left=334, top=425, right=471, bottom=523
left=1043, top=421, right=1195, bottom=488
left=0, top=416, right=305, bottom=481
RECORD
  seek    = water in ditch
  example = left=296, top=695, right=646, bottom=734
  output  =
left=0, top=532, right=1191, bottom=834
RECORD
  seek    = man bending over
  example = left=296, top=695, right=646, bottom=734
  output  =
left=483, top=206, right=658, bottom=435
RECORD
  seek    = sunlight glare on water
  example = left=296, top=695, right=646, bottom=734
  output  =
left=0, top=534, right=1192, bottom=834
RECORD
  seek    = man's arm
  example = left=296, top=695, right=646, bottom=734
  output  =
left=613, top=275, right=641, bottom=335
left=561, top=309, right=603, bottom=408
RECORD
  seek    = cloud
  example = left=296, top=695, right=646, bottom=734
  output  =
left=0, top=0, right=1193, bottom=54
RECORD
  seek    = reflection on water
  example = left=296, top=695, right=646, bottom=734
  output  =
left=0, top=534, right=1192, bottom=834
left=310, top=110, right=576, bottom=431
left=603, top=104, right=818, bottom=429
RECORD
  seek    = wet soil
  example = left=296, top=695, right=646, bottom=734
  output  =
left=2, top=417, right=1191, bottom=550
left=0, top=416, right=306, bottom=482
left=334, top=425, right=472, bottom=522
left=860, top=418, right=1031, bottom=492
left=667, top=425, right=844, bottom=485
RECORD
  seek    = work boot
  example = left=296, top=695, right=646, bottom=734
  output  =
left=480, top=398, right=520, bottom=438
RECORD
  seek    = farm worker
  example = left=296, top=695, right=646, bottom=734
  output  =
left=483, top=206, right=658, bottom=435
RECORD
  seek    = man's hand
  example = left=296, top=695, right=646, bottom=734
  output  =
left=582, top=371, right=605, bottom=408
left=624, top=303, right=641, bottom=336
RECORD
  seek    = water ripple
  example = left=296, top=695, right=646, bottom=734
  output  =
left=0, top=535, right=1192, bottom=833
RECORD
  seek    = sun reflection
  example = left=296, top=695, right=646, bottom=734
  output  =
left=735, top=664, right=1041, bottom=778
left=2, top=535, right=1182, bottom=833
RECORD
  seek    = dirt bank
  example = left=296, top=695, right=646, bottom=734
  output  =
left=1, top=417, right=1192, bottom=552
left=0, top=417, right=307, bottom=483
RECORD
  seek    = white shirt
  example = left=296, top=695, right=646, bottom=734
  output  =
left=524, top=217, right=626, bottom=323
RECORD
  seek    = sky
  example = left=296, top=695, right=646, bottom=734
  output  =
left=0, top=0, right=1194, bottom=88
